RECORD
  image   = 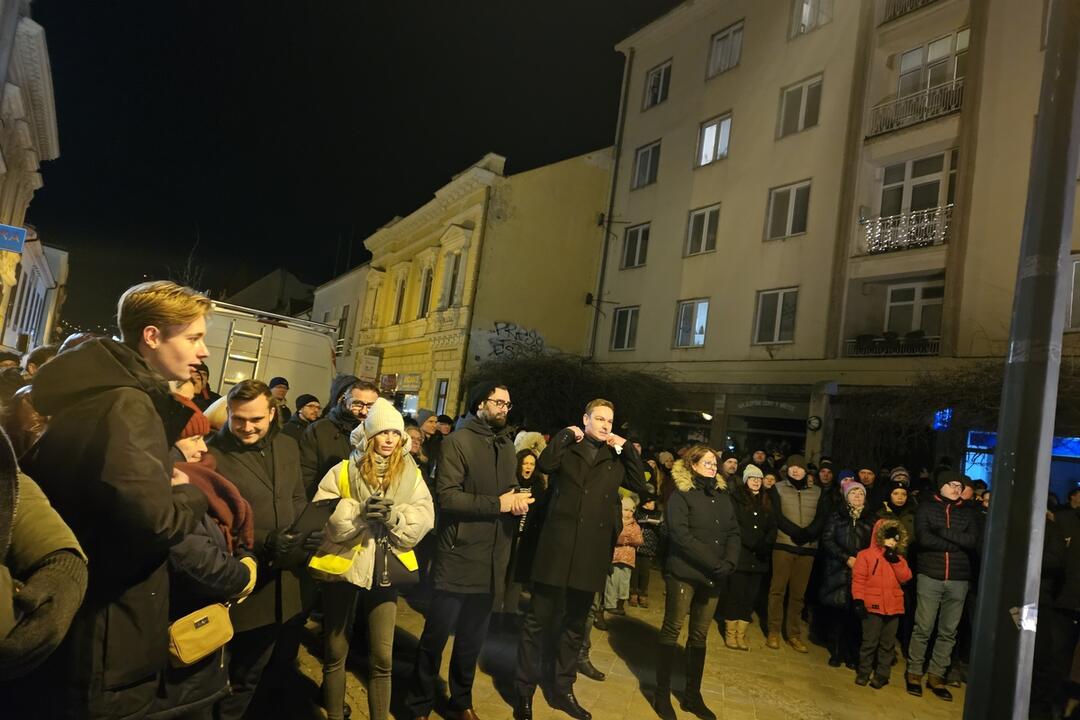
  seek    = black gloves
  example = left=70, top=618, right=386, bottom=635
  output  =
left=302, top=529, right=325, bottom=553
left=363, top=496, right=395, bottom=525
left=853, top=599, right=868, bottom=620
left=884, top=548, right=900, bottom=564
left=713, top=560, right=735, bottom=579
left=263, top=529, right=298, bottom=564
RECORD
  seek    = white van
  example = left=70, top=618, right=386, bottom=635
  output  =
left=203, top=301, right=339, bottom=406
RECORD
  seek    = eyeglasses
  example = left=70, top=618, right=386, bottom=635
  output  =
left=700, top=461, right=718, bottom=469
left=350, top=400, right=377, bottom=410
left=945, top=481, right=963, bottom=489
left=485, top=399, right=512, bottom=410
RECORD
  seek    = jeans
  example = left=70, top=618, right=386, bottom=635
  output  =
left=322, top=582, right=398, bottom=720
left=405, top=591, right=494, bottom=715
left=768, top=550, right=814, bottom=639
left=859, top=614, right=899, bottom=680
left=659, top=575, right=718, bottom=648
left=516, top=583, right=594, bottom=694
left=604, top=565, right=631, bottom=609
left=906, top=573, right=969, bottom=677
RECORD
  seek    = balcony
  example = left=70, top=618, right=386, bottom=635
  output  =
left=844, top=331, right=940, bottom=357
left=880, top=0, right=942, bottom=25
left=861, top=204, right=952, bottom=255
left=867, top=78, right=964, bottom=137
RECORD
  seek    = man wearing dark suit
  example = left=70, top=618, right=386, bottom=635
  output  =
left=208, top=379, right=313, bottom=720
left=513, top=399, right=648, bottom=720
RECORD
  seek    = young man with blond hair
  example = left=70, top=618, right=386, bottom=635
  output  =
left=22, top=280, right=214, bottom=718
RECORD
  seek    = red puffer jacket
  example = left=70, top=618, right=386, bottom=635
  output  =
left=851, top=518, right=912, bottom=616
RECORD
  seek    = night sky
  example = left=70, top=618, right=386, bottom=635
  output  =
left=28, top=1, right=682, bottom=329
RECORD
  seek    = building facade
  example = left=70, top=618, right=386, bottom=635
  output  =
left=591, top=0, right=1074, bottom=467
left=356, top=150, right=612, bottom=416
left=310, top=262, right=369, bottom=376
left=0, top=230, right=65, bottom=349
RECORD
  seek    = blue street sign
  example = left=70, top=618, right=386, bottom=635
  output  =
left=0, top=224, right=25, bottom=253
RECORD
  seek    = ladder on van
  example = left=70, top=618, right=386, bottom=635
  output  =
left=219, top=321, right=266, bottom=388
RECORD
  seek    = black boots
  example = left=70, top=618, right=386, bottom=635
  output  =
left=679, top=645, right=716, bottom=720
left=652, top=644, right=676, bottom=720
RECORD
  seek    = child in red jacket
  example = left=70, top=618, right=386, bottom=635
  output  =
left=851, top=518, right=912, bottom=688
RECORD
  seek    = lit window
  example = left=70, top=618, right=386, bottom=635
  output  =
left=675, top=299, right=709, bottom=348
left=697, top=115, right=732, bottom=166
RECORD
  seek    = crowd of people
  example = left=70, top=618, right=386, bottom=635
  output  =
left=0, top=279, right=1076, bottom=720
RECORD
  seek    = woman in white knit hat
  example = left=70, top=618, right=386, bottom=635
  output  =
left=310, top=398, right=434, bottom=720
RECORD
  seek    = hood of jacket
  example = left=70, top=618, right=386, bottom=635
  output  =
left=458, top=413, right=513, bottom=442
left=870, top=517, right=909, bottom=554
left=327, top=373, right=360, bottom=410
left=31, top=338, right=169, bottom=415
left=672, top=458, right=727, bottom=493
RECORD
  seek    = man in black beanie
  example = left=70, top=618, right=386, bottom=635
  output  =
left=720, top=450, right=740, bottom=487
left=281, top=393, right=320, bottom=442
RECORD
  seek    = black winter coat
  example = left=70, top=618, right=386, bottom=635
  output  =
left=147, top=516, right=252, bottom=719
left=431, top=416, right=518, bottom=594
left=819, top=507, right=874, bottom=608
left=1048, top=508, right=1080, bottom=610
left=528, top=430, right=648, bottom=593
left=914, top=495, right=980, bottom=582
left=208, top=426, right=305, bottom=632
left=280, top=415, right=311, bottom=444
left=299, top=408, right=358, bottom=499
left=21, top=339, right=209, bottom=718
left=664, top=462, right=741, bottom=590
left=731, top=486, right=777, bottom=574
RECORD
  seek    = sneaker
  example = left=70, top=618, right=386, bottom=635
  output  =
left=787, top=637, right=809, bottom=653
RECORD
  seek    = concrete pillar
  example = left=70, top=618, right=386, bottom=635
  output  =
left=804, top=380, right=838, bottom=465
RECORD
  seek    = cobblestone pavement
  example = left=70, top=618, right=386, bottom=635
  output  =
left=267, top=580, right=965, bottom=720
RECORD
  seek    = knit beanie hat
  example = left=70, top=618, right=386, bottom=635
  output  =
left=937, top=469, right=962, bottom=491
left=416, top=408, right=436, bottom=426
left=364, top=397, right=405, bottom=439
left=887, top=480, right=909, bottom=499
left=174, top=394, right=210, bottom=439
left=743, top=463, right=764, bottom=482
left=268, top=377, right=289, bottom=390
left=890, top=466, right=911, bottom=484
left=840, top=478, right=866, bottom=500
left=837, top=468, right=855, bottom=482
left=658, top=451, right=674, bottom=466
left=466, top=381, right=502, bottom=415
left=437, top=414, right=454, bottom=425
left=786, top=454, right=807, bottom=471
left=294, top=393, right=318, bottom=412
left=720, top=450, right=738, bottom=463
left=881, top=524, right=901, bottom=541
left=857, top=461, right=876, bottom=474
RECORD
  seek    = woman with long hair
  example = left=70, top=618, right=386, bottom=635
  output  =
left=653, top=445, right=740, bottom=720
left=310, top=398, right=434, bottom=720
left=723, top=463, right=777, bottom=651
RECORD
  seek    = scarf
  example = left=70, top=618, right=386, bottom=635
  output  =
left=371, top=452, right=391, bottom=492
left=179, top=456, right=255, bottom=553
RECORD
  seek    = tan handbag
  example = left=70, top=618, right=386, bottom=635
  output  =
left=168, top=602, right=233, bottom=667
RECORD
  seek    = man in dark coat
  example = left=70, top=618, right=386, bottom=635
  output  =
left=405, top=382, right=530, bottom=720
left=299, top=375, right=376, bottom=497
left=208, top=379, right=311, bottom=720
left=514, top=398, right=648, bottom=720
left=281, top=393, right=320, bottom=443
left=20, top=280, right=212, bottom=719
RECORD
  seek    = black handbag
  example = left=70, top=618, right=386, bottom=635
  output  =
left=373, top=536, right=419, bottom=588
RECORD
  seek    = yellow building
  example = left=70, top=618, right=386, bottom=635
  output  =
left=590, top=0, right=1076, bottom=463
left=356, top=149, right=612, bottom=415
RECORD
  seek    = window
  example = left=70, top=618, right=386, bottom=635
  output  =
left=434, top=378, right=449, bottom=416
left=611, top=306, right=640, bottom=350
left=418, top=267, right=434, bottom=319
left=367, top=286, right=379, bottom=327
left=442, top=252, right=462, bottom=309
left=643, top=61, right=671, bottom=109
left=336, top=304, right=350, bottom=355
left=779, top=75, right=822, bottom=137
left=885, top=282, right=944, bottom=336
left=393, top=277, right=407, bottom=325
left=708, top=21, right=743, bottom=77
left=790, top=0, right=833, bottom=38
left=754, top=288, right=799, bottom=344
left=674, top=299, right=709, bottom=348
left=898, top=29, right=969, bottom=97
left=632, top=141, right=661, bottom=189
left=766, top=180, right=811, bottom=239
left=879, top=149, right=959, bottom=217
left=686, top=205, right=720, bottom=256
left=622, top=223, right=649, bottom=268
left=697, top=115, right=732, bottom=166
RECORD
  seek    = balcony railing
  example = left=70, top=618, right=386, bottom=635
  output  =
left=867, top=78, right=964, bottom=137
left=881, top=0, right=941, bottom=25
left=862, top=204, right=952, bottom=255
left=845, top=333, right=941, bottom=357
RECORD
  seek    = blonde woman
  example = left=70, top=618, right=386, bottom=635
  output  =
left=311, top=398, right=434, bottom=720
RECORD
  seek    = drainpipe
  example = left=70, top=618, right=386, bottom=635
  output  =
left=586, top=47, right=634, bottom=358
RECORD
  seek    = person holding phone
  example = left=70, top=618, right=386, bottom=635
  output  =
left=311, top=398, right=433, bottom=720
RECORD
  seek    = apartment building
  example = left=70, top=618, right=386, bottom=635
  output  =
left=591, top=0, right=1073, bottom=468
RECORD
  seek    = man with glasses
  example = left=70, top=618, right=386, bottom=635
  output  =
left=299, top=375, right=379, bottom=498
left=513, top=399, right=648, bottom=720
left=905, top=470, right=981, bottom=701
left=406, top=382, right=532, bottom=720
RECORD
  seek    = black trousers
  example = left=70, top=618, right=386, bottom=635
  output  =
left=217, top=624, right=280, bottom=720
left=858, top=614, right=899, bottom=680
left=630, top=555, right=653, bottom=597
left=516, top=583, right=594, bottom=694
left=724, top=571, right=765, bottom=621
left=405, top=591, right=494, bottom=716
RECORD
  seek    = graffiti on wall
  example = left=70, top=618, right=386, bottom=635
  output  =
left=488, top=321, right=546, bottom=359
